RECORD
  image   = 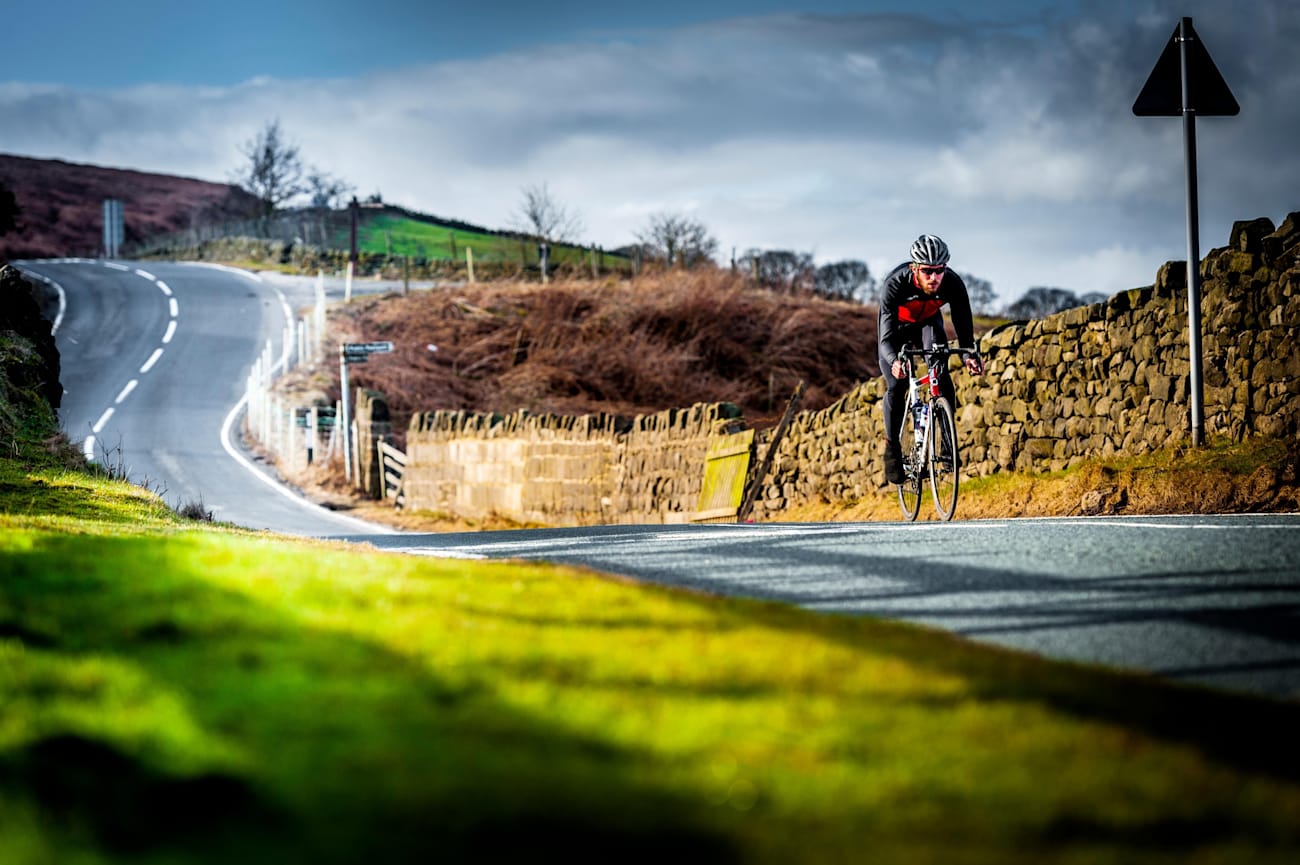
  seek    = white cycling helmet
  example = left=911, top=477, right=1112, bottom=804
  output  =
left=910, top=234, right=950, bottom=266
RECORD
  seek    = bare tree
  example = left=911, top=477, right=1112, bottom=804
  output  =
left=815, top=259, right=874, bottom=302
left=741, top=248, right=815, bottom=293
left=635, top=212, right=718, bottom=268
left=957, top=272, right=997, bottom=316
left=306, top=168, right=353, bottom=211
left=233, top=119, right=307, bottom=231
left=513, top=183, right=583, bottom=244
left=1004, top=286, right=1082, bottom=320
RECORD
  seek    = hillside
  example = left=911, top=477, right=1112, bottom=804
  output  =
left=0, top=153, right=255, bottom=259
left=296, top=270, right=883, bottom=446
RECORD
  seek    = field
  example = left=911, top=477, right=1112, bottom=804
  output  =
left=338, top=210, right=622, bottom=269
left=3, top=454, right=1300, bottom=864
left=289, top=270, right=881, bottom=447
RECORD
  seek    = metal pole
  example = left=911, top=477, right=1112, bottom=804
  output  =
left=1179, top=16, right=1205, bottom=446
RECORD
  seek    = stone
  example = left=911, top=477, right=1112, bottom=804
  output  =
left=1230, top=217, right=1276, bottom=254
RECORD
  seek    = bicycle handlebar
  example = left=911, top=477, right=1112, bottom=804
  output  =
left=898, top=343, right=981, bottom=361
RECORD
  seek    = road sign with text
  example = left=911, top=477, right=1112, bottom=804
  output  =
left=341, top=341, right=394, bottom=364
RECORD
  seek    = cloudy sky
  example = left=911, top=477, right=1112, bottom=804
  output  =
left=2, top=0, right=1296, bottom=305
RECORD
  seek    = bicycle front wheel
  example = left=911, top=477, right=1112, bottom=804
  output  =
left=896, top=406, right=923, bottom=522
left=927, top=397, right=960, bottom=521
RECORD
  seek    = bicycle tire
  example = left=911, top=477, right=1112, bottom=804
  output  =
left=896, top=402, right=923, bottom=521
left=927, top=397, right=960, bottom=520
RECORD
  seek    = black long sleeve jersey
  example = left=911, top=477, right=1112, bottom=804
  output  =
left=876, top=262, right=977, bottom=367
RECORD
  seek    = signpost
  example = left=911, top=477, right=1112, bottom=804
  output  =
left=1133, top=17, right=1239, bottom=446
left=339, top=341, right=394, bottom=481
left=102, top=199, right=123, bottom=259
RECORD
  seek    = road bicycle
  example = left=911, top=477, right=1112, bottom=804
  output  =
left=895, top=343, right=980, bottom=522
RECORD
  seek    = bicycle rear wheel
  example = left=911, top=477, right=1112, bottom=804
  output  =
left=927, top=398, right=959, bottom=520
left=896, top=405, right=923, bottom=521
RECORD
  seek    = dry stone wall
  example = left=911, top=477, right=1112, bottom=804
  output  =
left=403, top=403, right=741, bottom=524
left=387, top=213, right=1299, bottom=525
left=746, top=213, right=1300, bottom=518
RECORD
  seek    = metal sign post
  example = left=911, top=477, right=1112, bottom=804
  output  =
left=102, top=199, right=123, bottom=258
left=339, top=341, right=394, bottom=482
left=1134, top=16, right=1238, bottom=446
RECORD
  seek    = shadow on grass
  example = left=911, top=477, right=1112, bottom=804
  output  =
left=631, top=528, right=1300, bottom=787
left=0, top=533, right=739, bottom=864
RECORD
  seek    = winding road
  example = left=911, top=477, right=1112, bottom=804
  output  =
left=23, top=258, right=1300, bottom=700
left=19, top=258, right=387, bottom=536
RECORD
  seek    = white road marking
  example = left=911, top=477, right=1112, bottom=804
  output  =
left=169, top=297, right=179, bottom=317
left=162, top=320, right=177, bottom=343
left=83, top=435, right=96, bottom=460
left=140, top=348, right=164, bottom=373
left=92, top=408, right=114, bottom=433
left=114, top=380, right=138, bottom=404
left=104, top=262, right=130, bottom=271
left=157, top=280, right=172, bottom=296
left=134, top=268, right=156, bottom=281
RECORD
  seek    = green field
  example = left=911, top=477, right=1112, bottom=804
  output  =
left=2, top=453, right=1300, bottom=864
left=337, top=211, right=626, bottom=268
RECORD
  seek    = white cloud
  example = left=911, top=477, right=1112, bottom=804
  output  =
left=0, top=0, right=1296, bottom=307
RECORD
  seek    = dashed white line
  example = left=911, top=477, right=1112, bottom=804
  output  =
left=104, top=262, right=130, bottom=272
left=162, top=320, right=177, bottom=343
left=157, top=280, right=172, bottom=296
left=114, top=380, right=138, bottom=404
left=92, top=408, right=115, bottom=433
left=169, top=297, right=179, bottom=317
left=83, top=435, right=96, bottom=461
left=134, top=268, right=156, bottom=281
left=141, top=347, right=164, bottom=373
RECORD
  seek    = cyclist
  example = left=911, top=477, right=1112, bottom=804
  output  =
left=879, top=234, right=983, bottom=484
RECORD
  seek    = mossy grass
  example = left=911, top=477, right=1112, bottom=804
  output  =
left=785, top=434, right=1299, bottom=523
left=3, top=458, right=1300, bottom=862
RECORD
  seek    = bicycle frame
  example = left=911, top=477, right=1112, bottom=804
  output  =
left=896, top=343, right=979, bottom=521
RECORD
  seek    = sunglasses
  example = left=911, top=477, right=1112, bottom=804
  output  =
left=916, top=265, right=946, bottom=276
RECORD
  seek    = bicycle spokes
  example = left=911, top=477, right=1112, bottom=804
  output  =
left=928, top=398, right=959, bottom=521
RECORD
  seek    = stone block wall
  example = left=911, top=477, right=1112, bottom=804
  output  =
left=403, top=403, right=740, bottom=524
left=392, top=212, right=1299, bottom=525
left=746, top=212, right=1300, bottom=517
left=353, top=389, right=392, bottom=498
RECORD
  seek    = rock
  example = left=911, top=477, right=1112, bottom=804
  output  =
left=0, top=265, right=62, bottom=410
left=1230, top=217, right=1276, bottom=254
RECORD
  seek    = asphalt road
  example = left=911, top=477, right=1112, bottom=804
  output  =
left=21, top=258, right=1300, bottom=700
left=18, top=258, right=390, bottom=536
left=365, top=515, right=1300, bottom=700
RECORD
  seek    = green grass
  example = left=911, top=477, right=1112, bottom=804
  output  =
left=2, top=459, right=1300, bottom=863
left=345, top=212, right=627, bottom=268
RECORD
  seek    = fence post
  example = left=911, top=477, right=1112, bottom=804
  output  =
left=315, top=273, right=326, bottom=362
left=467, top=247, right=476, bottom=284
left=308, top=405, right=318, bottom=465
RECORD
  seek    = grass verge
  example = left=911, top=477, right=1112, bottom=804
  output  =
left=784, top=435, right=1300, bottom=523
left=2, top=457, right=1300, bottom=863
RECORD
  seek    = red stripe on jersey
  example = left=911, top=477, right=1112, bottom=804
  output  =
left=898, top=298, right=944, bottom=323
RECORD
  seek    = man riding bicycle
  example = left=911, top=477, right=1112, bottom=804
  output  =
left=879, top=234, right=983, bottom=484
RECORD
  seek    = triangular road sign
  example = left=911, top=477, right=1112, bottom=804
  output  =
left=1133, top=18, right=1239, bottom=116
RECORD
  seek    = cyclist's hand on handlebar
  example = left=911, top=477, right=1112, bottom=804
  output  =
left=891, top=358, right=907, bottom=379
left=965, top=354, right=984, bottom=375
